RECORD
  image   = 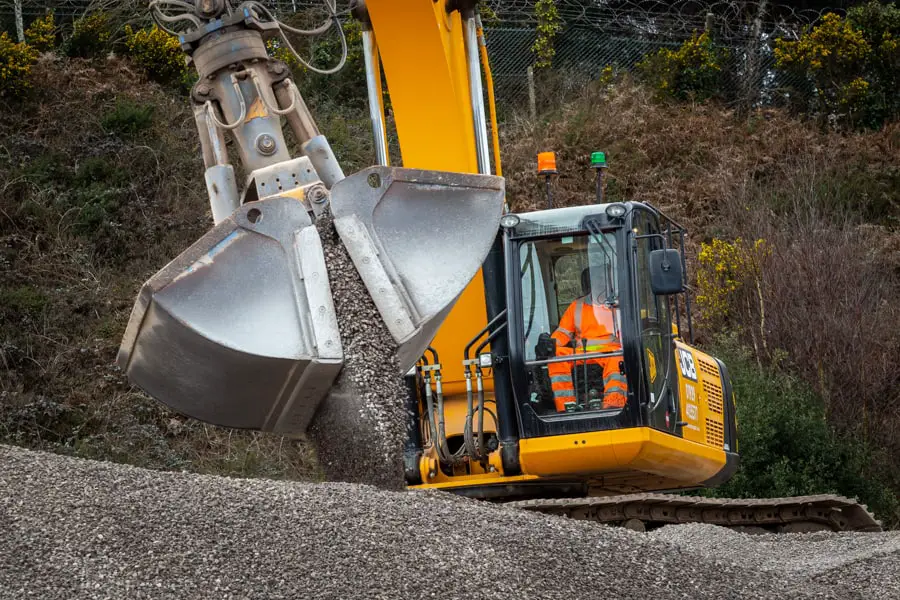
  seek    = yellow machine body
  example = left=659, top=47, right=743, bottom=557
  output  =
left=416, top=344, right=734, bottom=497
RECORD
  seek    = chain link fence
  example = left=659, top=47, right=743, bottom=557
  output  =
left=481, top=1, right=829, bottom=112
left=3, top=0, right=828, bottom=112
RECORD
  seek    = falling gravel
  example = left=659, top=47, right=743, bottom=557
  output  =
left=3, top=445, right=900, bottom=600
left=307, top=213, right=407, bottom=489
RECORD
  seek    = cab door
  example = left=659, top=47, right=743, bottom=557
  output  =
left=632, top=209, right=677, bottom=433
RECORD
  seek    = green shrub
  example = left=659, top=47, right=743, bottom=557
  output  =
left=101, top=99, right=154, bottom=136
left=0, top=32, right=39, bottom=98
left=637, top=32, right=727, bottom=101
left=123, top=25, right=188, bottom=86
left=0, top=286, right=48, bottom=320
left=24, top=12, right=57, bottom=53
left=274, top=16, right=367, bottom=106
left=55, top=157, right=128, bottom=242
left=65, top=13, right=112, bottom=58
left=707, top=336, right=900, bottom=527
left=74, top=156, right=123, bottom=186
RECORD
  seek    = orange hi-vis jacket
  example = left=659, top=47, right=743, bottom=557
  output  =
left=548, top=297, right=627, bottom=411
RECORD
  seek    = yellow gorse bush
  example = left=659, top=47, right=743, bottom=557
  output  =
left=66, top=12, right=111, bottom=58
left=696, top=238, right=768, bottom=327
left=637, top=32, right=726, bottom=101
left=774, top=3, right=900, bottom=127
left=75, top=14, right=111, bottom=43
left=532, top=0, right=562, bottom=69
left=24, top=12, right=56, bottom=53
left=0, top=32, right=39, bottom=98
left=124, top=25, right=187, bottom=84
left=775, top=13, right=870, bottom=73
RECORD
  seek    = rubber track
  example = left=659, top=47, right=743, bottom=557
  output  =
left=508, top=493, right=882, bottom=532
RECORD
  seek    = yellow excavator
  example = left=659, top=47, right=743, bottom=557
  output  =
left=118, top=0, right=879, bottom=532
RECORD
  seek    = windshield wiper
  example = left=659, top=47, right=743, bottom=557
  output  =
left=585, top=218, right=618, bottom=305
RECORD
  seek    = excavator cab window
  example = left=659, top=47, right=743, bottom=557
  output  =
left=519, top=231, right=625, bottom=417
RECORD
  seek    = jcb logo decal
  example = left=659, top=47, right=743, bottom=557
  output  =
left=678, top=348, right=697, bottom=382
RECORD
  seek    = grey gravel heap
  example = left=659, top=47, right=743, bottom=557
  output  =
left=652, top=523, right=900, bottom=600
left=307, top=214, right=407, bottom=489
left=3, top=445, right=900, bottom=600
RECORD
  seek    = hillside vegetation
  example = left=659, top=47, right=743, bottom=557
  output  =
left=1, top=8, right=898, bottom=525
left=1, top=55, right=320, bottom=480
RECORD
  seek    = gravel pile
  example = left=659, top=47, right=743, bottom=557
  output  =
left=307, top=214, right=406, bottom=489
left=652, top=523, right=900, bottom=600
left=3, top=445, right=899, bottom=600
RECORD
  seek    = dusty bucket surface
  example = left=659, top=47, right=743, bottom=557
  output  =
left=330, top=167, right=505, bottom=370
left=118, top=168, right=504, bottom=436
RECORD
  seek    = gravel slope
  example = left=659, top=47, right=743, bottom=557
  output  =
left=652, top=523, right=900, bottom=600
left=1, top=445, right=898, bottom=600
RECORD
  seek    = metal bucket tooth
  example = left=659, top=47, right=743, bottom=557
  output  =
left=117, top=197, right=343, bottom=434
left=330, top=167, right=505, bottom=370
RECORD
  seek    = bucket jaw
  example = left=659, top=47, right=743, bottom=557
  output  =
left=117, top=197, right=343, bottom=433
left=330, top=166, right=504, bottom=370
left=118, top=168, right=504, bottom=434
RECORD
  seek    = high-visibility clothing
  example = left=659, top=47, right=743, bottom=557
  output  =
left=548, top=297, right=627, bottom=411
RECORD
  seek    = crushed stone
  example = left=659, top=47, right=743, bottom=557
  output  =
left=651, top=523, right=900, bottom=600
left=3, top=445, right=900, bottom=600
left=307, top=213, right=406, bottom=489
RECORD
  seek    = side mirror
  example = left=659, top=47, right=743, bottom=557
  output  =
left=649, top=249, right=684, bottom=295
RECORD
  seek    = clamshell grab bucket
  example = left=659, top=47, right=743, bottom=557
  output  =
left=118, top=168, right=504, bottom=434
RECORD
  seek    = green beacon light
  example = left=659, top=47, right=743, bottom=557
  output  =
left=591, top=151, right=608, bottom=204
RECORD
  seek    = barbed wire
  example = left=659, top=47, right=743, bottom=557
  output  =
left=2, top=0, right=832, bottom=112
left=3, top=0, right=829, bottom=32
left=0, top=0, right=338, bottom=19
left=485, top=1, right=831, bottom=40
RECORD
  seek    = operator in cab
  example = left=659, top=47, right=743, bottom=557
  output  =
left=544, top=267, right=627, bottom=412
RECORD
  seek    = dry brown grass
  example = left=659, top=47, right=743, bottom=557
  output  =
left=501, top=77, right=899, bottom=229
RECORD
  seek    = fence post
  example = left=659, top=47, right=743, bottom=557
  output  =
left=704, top=12, right=715, bottom=37
left=14, top=0, right=25, bottom=42
left=741, top=0, right=768, bottom=112
left=527, top=66, right=537, bottom=120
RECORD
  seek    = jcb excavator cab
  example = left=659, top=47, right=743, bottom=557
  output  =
left=506, top=203, right=691, bottom=436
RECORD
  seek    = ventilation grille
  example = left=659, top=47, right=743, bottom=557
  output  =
left=698, top=357, right=719, bottom=378
left=702, top=380, right=724, bottom=415
left=706, top=418, right=725, bottom=448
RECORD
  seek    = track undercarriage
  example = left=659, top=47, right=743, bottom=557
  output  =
left=509, top=493, right=882, bottom=533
